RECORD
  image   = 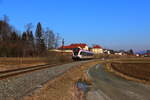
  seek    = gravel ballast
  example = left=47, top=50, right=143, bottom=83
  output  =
left=0, top=60, right=91, bottom=100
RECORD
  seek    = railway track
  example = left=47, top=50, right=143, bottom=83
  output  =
left=0, top=63, right=58, bottom=80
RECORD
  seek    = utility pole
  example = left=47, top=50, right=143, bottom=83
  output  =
left=62, top=38, right=64, bottom=47
left=62, top=38, right=64, bottom=53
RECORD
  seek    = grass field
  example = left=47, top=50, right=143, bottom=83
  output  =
left=107, top=58, right=150, bottom=82
left=0, top=57, right=47, bottom=71
left=0, top=52, right=73, bottom=71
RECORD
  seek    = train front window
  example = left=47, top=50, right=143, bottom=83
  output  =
left=73, top=48, right=80, bottom=55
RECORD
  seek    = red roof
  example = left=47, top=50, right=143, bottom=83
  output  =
left=70, top=43, right=87, bottom=48
left=59, top=43, right=87, bottom=49
left=93, top=45, right=102, bottom=49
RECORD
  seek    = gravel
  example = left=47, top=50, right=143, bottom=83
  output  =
left=0, top=60, right=91, bottom=100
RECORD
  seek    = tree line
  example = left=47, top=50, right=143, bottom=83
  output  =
left=0, top=15, right=60, bottom=57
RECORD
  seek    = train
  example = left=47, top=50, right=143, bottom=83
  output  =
left=72, top=48, right=94, bottom=61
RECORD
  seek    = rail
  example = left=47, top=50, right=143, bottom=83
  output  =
left=0, top=63, right=57, bottom=80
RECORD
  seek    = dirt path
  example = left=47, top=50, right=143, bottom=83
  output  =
left=22, top=60, right=100, bottom=100
left=87, top=64, right=150, bottom=100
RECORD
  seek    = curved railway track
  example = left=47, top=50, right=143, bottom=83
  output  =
left=0, top=63, right=58, bottom=80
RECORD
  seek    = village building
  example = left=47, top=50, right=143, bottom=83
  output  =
left=115, top=52, right=123, bottom=56
left=91, top=45, right=103, bottom=54
left=136, top=54, right=140, bottom=57
left=114, top=50, right=128, bottom=56
left=103, top=49, right=115, bottom=55
left=59, top=43, right=89, bottom=53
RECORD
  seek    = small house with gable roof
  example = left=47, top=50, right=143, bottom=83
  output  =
left=91, top=45, right=103, bottom=54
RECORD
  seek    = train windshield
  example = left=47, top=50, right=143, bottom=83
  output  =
left=73, top=48, right=80, bottom=55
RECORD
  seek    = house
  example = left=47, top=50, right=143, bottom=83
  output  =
left=103, top=49, right=114, bottom=55
left=136, top=54, right=140, bottom=57
left=115, top=52, right=123, bottom=56
left=59, top=43, right=89, bottom=53
left=114, top=50, right=128, bottom=56
left=91, top=45, right=103, bottom=54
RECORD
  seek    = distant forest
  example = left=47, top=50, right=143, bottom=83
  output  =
left=0, top=15, right=61, bottom=57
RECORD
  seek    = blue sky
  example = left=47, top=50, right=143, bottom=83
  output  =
left=0, top=0, right=150, bottom=51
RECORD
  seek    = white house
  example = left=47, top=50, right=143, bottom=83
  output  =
left=91, top=45, right=103, bottom=54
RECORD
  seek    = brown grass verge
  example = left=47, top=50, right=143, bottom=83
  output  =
left=22, top=60, right=100, bottom=100
left=0, top=57, right=48, bottom=71
left=0, top=52, right=73, bottom=71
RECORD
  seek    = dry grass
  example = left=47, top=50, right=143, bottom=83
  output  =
left=105, top=58, right=150, bottom=84
left=46, top=51, right=72, bottom=63
left=0, top=57, right=47, bottom=65
left=94, top=54, right=136, bottom=59
left=0, top=52, right=73, bottom=71
left=111, top=63, right=150, bottom=81
left=111, top=57, right=150, bottom=62
left=22, top=61, right=100, bottom=100
left=0, top=57, right=47, bottom=71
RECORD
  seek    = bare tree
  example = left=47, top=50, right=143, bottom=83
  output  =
left=54, top=33, right=61, bottom=48
left=3, top=15, right=9, bottom=23
left=44, top=28, right=55, bottom=49
left=25, top=23, right=33, bottom=33
left=0, top=15, right=11, bottom=41
left=0, top=15, right=62, bottom=57
left=35, top=22, right=46, bottom=56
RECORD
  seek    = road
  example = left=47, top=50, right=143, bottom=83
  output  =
left=86, top=64, right=150, bottom=100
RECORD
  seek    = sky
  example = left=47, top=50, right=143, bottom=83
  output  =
left=0, top=0, right=150, bottom=51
